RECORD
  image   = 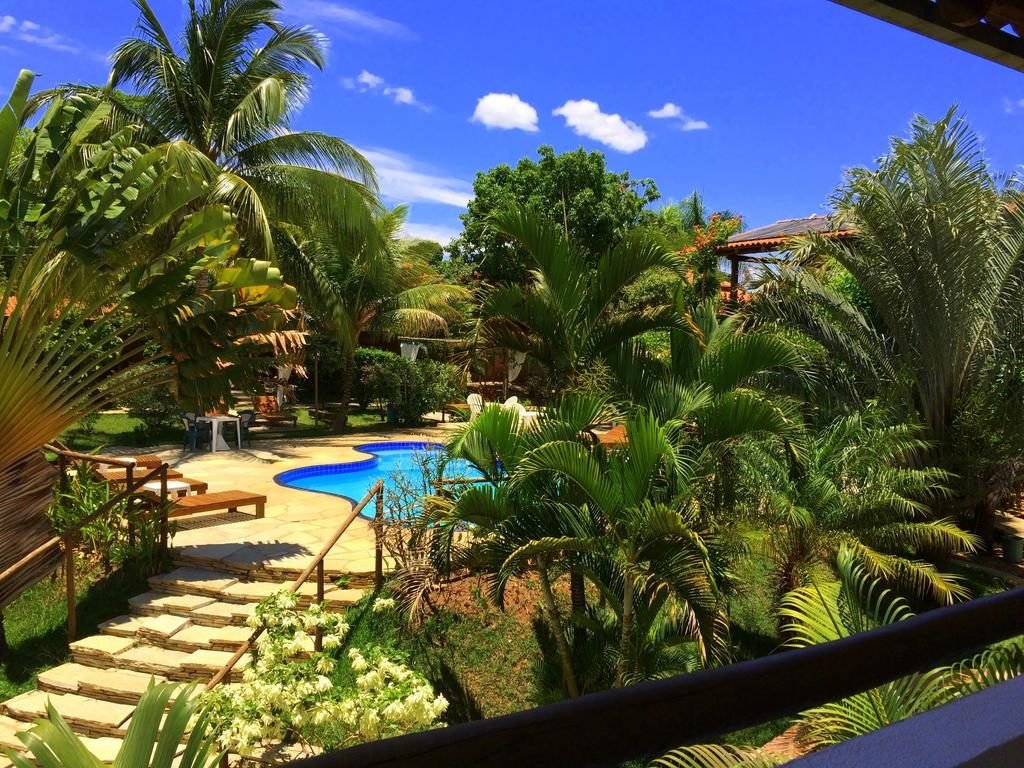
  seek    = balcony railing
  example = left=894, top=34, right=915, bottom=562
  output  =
left=289, top=583, right=1024, bottom=768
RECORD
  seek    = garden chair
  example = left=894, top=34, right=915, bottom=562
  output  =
left=252, top=394, right=298, bottom=427
left=502, top=396, right=519, bottom=409
left=182, top=413, right=212, bottom=451
left=237, top=410, right=256, bottom=447
left=467, top=393, right=484, bottom=421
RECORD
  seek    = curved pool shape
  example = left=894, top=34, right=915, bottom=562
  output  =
left=274, top=442, right=483, bottom=514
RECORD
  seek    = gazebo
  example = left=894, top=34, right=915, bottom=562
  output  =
left=715, top=214, right=857, bottom=301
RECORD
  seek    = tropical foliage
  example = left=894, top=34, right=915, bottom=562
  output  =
left=6, top=681, right=222, bottom=768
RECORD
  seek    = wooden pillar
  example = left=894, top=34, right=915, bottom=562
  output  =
left=730, top=255, right=740, bottom=304
left=313, top=356, right=320, bottom=420
left=374, top=486, right=384, bottom=592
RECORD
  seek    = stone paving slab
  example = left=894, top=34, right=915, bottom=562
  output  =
left=116, top=645, right=189, bottom=677
left=137, top=614, right=192, bottom=643
left=149, top=568, right=240, bottom=596
left=189, top=600, right=257, bottom=627
left=4, top=691, right=134, bottom=738
left=100, top=614, right=152, bottom=638
left=70, top=635, right=136, bottom=668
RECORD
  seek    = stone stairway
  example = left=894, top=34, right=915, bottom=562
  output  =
left=0, top=563, right=369, bottom=765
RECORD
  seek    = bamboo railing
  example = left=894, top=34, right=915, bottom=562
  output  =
left=0, top=445, right=171, bottom=641
left=205, top=479, right=386, bottom=691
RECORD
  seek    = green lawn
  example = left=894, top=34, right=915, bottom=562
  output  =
left=0, top=560, right=149, bottom=700
left=58, top=407, right=392, bottom=453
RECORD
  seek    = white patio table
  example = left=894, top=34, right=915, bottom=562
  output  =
left=197, top=415, right=241, bottom=452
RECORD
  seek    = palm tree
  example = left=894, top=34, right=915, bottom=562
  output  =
left=742, top=414, right=977, bottom=609
left=92, top=0, right=378, bottom=259
left=654, top=548, right=1024, bottom=767
left=479, top=206, right=688, bottom=396
left=287, top=205, right=469, bottom=427
left=0, top=71, right=300, bottom=610
left=515, top=406, right=731, bottom=684
left=420, top=398, right=730, bottom=695
left=750, top=109, right=1024, bottom=520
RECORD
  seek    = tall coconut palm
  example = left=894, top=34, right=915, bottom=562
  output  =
left=287, top=204, right=469, bottom=427
left=89, top=0, right=378, bottom=259
left=741, top=413, right=978, bottom=610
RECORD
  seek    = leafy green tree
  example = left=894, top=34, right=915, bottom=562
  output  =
left=64, top=0, right=379, bottom=259
left=290, top=205, right=467, bottom=427
left=449, top=146, right=660, bottom=284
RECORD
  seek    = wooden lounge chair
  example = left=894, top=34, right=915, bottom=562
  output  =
left=96, top=467, right=184, bottom=482
left=142, top=478, right=209, bottom=497
left=594, top=423, right=628, bottom=447
left=169, top=490, right=266, bottom=519
left=252, top=394, right=298, bottom=428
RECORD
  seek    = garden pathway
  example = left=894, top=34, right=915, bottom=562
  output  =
left=0, top=427, right=456, bottom=765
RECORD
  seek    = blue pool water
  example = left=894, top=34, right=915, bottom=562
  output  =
left=274, top=442, right=483, bottom=513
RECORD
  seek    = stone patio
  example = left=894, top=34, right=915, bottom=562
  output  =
left=157, top=426, right=457, bottom=578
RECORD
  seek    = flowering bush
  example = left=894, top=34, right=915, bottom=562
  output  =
left=202, top=590, right=446, bottom=755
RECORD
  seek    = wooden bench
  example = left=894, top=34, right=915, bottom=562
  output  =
left=169, top=491, right=266, bottom=519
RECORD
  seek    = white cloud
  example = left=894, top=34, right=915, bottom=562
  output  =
left=1004, top=97, right=1024, bottom=114
left=344, top=70, right=428, bottom=110
left=471, top=93, right=539, bottom=132
left=647, top=101, right=710, bottom=132
left=552, top=99, right=647, bottom=153
left=402, top=222, right=461, bottom=245
left=0, top=16, right=79, bottom=54
left=357, top=70, right=384, bottom=89
left=648, top=102, right=681, bottom=119
left=360, top=147, right=472, bottom=208
left=284, top=1, right=410, bottom=37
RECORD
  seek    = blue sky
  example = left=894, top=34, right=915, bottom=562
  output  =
left=3, top=0, right=1024, bottom=243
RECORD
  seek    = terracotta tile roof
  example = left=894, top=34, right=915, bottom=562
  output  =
left=717, top=215, right=856, bottom=255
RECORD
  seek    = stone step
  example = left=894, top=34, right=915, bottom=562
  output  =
left=128, top=591, right=217, bottom=618
left=148, top=568, right=239, bottom=598
left=179, top=649, right=252, bottom=680
left=0, top=714, right=26, bottom=752
left=70, top=635, right=136, bottom=669
left=3, top=691, right=133, bottom=739
left=188, top=600, right=258, bottom=627
left=162, top=624, right=252, bottom=653
left=38, top=663, right=167, bottom=705
left=115, top=645, right=193, bottom=679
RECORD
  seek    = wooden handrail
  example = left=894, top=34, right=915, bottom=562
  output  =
left=43, top=443, right=140, bottom=469
left=0, top=460, right=167, bottom=588
left=0, top=445, right=171, bottom=642
left=206, top=480, right=386, bottom=690
left=290, top=584, right=1024, bottom=768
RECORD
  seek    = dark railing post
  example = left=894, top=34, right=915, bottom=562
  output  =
left=57, top=453, right=68, bottom=495
left=374, top=485, right=384, bottom=593
left=315, top=560, right=325, bottom=653
left=159, top=465, right=169, bottom=559
left=64, top=536, right=76, bottom=642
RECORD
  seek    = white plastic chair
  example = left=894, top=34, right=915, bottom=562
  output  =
left=502, top=396, right=519, bottom=409
left=467, top=393, right=484, bottom=421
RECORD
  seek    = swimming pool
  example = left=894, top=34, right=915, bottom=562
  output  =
left=274, top=441, right=483, bottom=513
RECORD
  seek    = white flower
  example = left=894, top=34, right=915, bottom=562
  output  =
left=372, top=597, right=396, bottom=613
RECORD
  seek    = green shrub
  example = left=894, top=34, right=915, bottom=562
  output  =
left=354, top=352, right=465, bottom=426
left=121, top=384, right=181, bottom=436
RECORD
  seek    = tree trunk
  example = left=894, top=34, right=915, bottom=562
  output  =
left=332, top=347, right=355, bottom=431
left=0, top=611, right=7, bottom=660
left=570, top=568, right=587, bottom=656
left=537, top=560, right=579, bottom=698
left=616, top=570, right=635, bottom=687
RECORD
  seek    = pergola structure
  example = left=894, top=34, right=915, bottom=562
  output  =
left=832, top=0, right=1024, bottom=73
left=715, top=215, right=857, bottom=302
